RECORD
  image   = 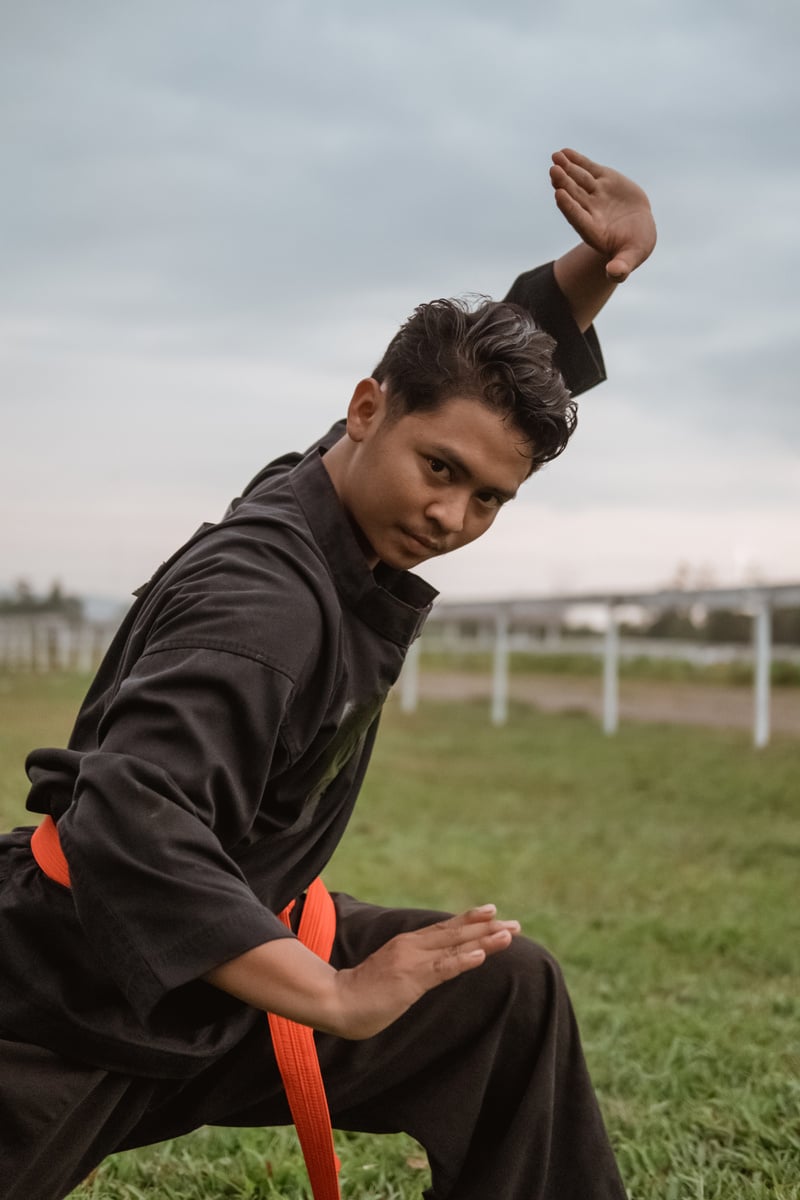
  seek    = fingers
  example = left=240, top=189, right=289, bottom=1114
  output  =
left=552, top=187, right=597, bottom=241
left=550, top=174, right=594, bottom=219
left=332, top=908, right=522, bottom=1038
left=552, top=147, right=603, bottom=179
left=424, top=924, right=517, bottom=986
left=413, top=906, right=521, bottom=955
left=459, top=924, right=517, bottom=961
left=550, top=151, right=601, bottom=230
left=428, top=903, right=518, bottom=935
left=464, top=903, right=519, bottom=932
left=551, top=147, right=602, bottom=194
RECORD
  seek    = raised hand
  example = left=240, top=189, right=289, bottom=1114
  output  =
left=330, top=904, right=520, bottom=1040
left=550, top=148, right=657, bottom=282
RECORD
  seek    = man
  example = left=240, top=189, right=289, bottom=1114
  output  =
left=0, top=149, right=656, bottom=1199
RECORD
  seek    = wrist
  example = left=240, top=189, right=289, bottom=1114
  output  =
left=552, top=244, right=617, bottom=332
left=205, top=938, right=343, bottom=1032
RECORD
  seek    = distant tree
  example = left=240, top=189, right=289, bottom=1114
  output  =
left=13, top=579, right=34, bottom=608
left=704, top=609, right=751, bottom=644
left=699, top=606, right=800, bottom=646
left=644, top=608, right=698, bottom=640
left=0, top=579, right=84, bottom=619
left=772, top=607, right=800, bottom=645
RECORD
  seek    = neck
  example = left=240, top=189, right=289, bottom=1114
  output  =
left=320, top=438, right=379, bottom=568
left=319, top=434, right=349, bottom=500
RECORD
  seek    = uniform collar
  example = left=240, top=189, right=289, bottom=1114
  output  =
left=289, top=449, right=437, bottom=647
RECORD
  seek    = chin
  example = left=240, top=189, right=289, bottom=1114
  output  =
left=380, top=552, right=421, bottom=571
left=372, top=526, right=439, bottom=571
left=377, top=543, right=427, bottom=571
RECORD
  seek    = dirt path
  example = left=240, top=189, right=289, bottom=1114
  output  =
left=415, top=671, right=800, bottom=737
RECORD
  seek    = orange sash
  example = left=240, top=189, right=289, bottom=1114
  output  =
left=30, top=814, right=341, bottom=1200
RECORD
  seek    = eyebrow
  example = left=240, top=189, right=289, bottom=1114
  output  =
left=429, top=444, right=520, bottom=502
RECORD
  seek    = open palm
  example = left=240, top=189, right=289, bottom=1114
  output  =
left=550, top=148, right=657, bottom=282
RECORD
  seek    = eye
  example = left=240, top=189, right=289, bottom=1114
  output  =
left=475, top=491, right=503, bottom=510
left=427, top=457, right=452, bottom=479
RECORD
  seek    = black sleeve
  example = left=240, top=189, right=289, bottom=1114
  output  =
left=504, top=261, right=606, bottom=397
left=58, top=641, right=299, bottom=1021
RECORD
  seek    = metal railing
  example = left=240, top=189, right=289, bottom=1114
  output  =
left=399, top=583, right=800, bottom=748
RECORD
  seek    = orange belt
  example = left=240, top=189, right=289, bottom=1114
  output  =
left=30, top=814, right=341, bottom=1200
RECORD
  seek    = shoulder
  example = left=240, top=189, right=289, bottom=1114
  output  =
left=140, top=488, right=341, bottom=683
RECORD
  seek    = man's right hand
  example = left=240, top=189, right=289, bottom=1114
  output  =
left=329, top=904, right=520, bottom=1039
left=204, top=903, right=520, bottom=1040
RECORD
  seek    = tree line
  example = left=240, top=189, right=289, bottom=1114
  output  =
left=0, top=581, right=84, bottom=621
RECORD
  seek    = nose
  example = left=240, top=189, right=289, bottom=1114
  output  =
left=426, top=492, right=469, bottom=534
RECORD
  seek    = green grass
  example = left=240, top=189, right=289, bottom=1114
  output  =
left=2, top=672, right=799, bottom=1198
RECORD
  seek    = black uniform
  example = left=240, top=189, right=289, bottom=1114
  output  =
left=0, top=264, right=625, bottom=1199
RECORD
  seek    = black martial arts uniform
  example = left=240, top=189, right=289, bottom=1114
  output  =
left=0, top=264, right=625, bottom=1199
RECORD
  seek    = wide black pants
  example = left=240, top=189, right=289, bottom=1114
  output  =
left=0, top=895, right=626, bottom=1200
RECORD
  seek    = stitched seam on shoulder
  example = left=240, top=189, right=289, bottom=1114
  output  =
left=139, top=640, right=297, bottom=682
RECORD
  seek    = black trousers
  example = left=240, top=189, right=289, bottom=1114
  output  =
left=0, top=895, right=626, bottom=1200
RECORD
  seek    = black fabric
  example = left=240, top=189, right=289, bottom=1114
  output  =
left=504, top=261, right=606, bottom=396
left=0, top=452, right=435, bottom=1076
left=0, top=1038, right=161, bottom=1200
left=0, top=898, right=626, bottom=1200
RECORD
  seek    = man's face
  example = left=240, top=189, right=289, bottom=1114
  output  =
left=331, top=383, right=533, bottom=570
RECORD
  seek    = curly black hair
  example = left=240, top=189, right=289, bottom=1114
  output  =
left=372, top=297, right=577, bottom=472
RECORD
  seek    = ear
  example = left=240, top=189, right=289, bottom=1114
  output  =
left=345, top=378, right=386, bottom=443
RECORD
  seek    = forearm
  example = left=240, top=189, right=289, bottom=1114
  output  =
left=204, top=904, right=521, bottom=1042
left=204, top=936, right=344, bottom=1034
left=552, top=243, right=618, bottom=333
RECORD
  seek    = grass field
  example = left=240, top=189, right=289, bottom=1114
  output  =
left=418, top=647, right=800, bottom=688
left=1, top=671, right=799, bottom=1198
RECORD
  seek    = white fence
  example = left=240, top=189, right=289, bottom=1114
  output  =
left=0, top=614, right=119, bottom=673
left=399, top=583, right=800, bottom=748
left=4, top=584, right=799, bottom=747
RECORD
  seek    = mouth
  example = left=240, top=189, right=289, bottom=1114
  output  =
left=402, top=528, right=443, bottom=556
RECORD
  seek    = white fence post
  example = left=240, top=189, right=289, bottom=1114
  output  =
left=603, top=605, right=619, bottom=735
left=753, top=597, right=772, bottom=748
left=491, top=610, right=509, bottom=726
left=400, top=637, right=421, bottom=713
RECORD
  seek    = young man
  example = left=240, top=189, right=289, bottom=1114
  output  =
left=0, top=149, right=656, bottom=1199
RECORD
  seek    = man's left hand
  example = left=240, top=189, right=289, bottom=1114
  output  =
left=550, top=148, right=657, bottom=282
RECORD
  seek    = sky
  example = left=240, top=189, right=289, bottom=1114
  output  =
left=1, top=0, right=798, bottom=606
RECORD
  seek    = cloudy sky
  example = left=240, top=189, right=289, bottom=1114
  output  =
left=2, top=0, right=798, bottom=605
